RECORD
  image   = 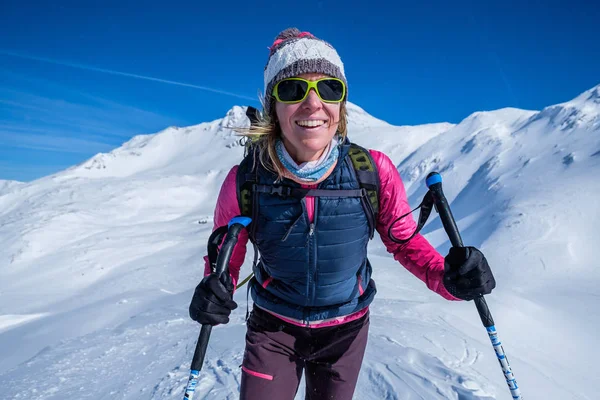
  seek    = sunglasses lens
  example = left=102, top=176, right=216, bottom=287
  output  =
left=277, top=80, right=308, bottom=102
left=317, top=79, right=345, bottom=101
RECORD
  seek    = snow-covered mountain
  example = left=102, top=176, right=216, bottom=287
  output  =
left=0, top=84, right=599, bottom=399
left=0, top=180, right=24, bottom=196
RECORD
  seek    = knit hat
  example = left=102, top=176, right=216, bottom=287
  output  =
left=263, top=28, right=347, bottom=114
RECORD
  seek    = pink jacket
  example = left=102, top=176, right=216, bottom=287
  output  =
left=204, top=149, right=459, bottom=302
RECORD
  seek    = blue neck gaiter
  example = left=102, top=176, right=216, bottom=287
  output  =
left=276, top=137, right=339, bottom=182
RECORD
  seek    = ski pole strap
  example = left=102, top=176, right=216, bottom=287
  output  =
left=235, top=240, right=258, bottom=290
left=236, top=272, right=254, bottom=289
left=207, top=225, right=229, bottom=273
left=388, top=190, right=434, bottom=244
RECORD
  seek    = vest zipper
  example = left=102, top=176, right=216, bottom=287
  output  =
left=309, top=200, right=318, bottom=305
left=301, top=199, right=312, bottom=307
left=304, top=198, right=318, bottom=307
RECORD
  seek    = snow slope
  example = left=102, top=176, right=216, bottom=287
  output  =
left=0, top=86, right=599, bottom=399
left=0, top=180, right=24, bottom=196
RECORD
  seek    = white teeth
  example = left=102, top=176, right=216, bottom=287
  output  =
left=296, top=120, right=326, bottom=127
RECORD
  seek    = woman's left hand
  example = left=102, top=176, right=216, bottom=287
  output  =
left=443, top=247, right=496, bottom=300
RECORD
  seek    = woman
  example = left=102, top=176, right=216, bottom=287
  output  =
left=189, top=28, right=495, bottom=400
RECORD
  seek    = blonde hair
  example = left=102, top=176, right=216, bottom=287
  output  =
left=234, top=97, right=348, bottom=181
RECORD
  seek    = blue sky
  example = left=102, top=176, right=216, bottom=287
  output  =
left=1, top=0, right=599, bottom=181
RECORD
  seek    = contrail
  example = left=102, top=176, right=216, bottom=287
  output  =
left=464, top=14, right=519, bottom=108
left=0, top=49, right=258, bottom=102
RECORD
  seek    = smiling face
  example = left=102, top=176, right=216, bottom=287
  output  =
left=275, top=73, right=341, bottom=163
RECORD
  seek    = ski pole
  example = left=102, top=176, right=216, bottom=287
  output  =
left=183, top=216, right=252, bottom=400
left=425, top=172, right=522, bottom=400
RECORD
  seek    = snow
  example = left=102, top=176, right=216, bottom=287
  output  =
left=1, top=85, right=599, bottom=399
left=0, top=180, right=24, bottom=196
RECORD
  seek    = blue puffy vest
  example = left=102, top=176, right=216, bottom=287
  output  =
left=240, top=140, right=378, bottom=322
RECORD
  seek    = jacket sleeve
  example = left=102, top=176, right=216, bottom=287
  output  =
left=203, top=165, right=249, bottom=291
left=370, top=150, right=459, bottom=301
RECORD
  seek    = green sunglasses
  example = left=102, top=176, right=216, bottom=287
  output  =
left=272, top=77, right=346, bottom=104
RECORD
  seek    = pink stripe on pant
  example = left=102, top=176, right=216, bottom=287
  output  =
left=242, top=366, right=273, bottom=381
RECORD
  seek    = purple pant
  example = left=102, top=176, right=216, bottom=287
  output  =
left=239, top=306, right=369, bottom=400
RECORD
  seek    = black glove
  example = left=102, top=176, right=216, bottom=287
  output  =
left=189, top=274, right=237, bottom=326
left=443, top=246, right=496, bottom=301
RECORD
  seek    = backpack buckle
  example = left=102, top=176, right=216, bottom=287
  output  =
left=271, top=186, right=291, bottom=197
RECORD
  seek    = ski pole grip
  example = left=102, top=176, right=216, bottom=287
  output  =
left=425, top=172, right=463, bottom=247
left=215, top=216, right=251, bottom=279
left=213, top=217, right=251, bottom=279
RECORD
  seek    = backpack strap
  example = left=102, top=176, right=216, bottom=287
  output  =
left=236, top=151, right=258, bottom=236
left=246, top=106, right=260, bottom=126
left=347, top=143, right=380, bottom=239
left=233, top=150, right=259, bottom=290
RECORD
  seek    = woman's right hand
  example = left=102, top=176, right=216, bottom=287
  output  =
left=189, top=274, right=238, bottom=326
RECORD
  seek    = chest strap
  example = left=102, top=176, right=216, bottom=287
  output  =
left=253, top=184, right=365, bottom=199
